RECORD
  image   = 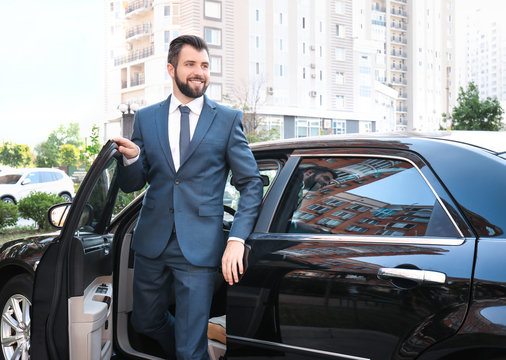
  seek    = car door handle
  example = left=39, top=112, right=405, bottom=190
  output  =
left=378, top=268, right=446, bottom=285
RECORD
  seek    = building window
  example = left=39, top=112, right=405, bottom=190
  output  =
left=336, top=95, right=344, bottom=108
left=335, top=0, right=344, bottom=14
left=204, top=0, right=221, bottom=20
left=302, top=17, right=306, bottom=28
left=280, top=39, right=283, bottom=51
left=256, top=36, right=259, bottom=48
left=360, top=85, right=371, bottom=97
left=296, top=119, right=320, bottom=137
left=303, top=42, right=306, bottom=54
left=332, top=120, right=346, bottom=134
left=210, top=56, right=222, bottom=74
left=204, top=27, right=221, bottom=46
left=336, top=24, right=345, bottom=37
left=336, top=72, right=344, bottom=84
left=280, top=13, right=283, bottom=24
left=208, top=83, right=222, bottom=101
left=320, top=46, right=323, bottom=57
left=279, top=64, right=284, bottom=76
left=256, top=9, right=259, bottom=21
left=335, top=47, right=345, bottom=61
left=303, top=67, right=306, bottom=79
left=320, top=21, right=323, bottom=32
left=320, top=70, right=323, bottom=80
left=255, top=62, right=259, bottom=74
left=164, top=5, right=170, bottom=16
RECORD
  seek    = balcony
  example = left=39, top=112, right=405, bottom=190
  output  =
left=391, top=0, right=407, bottom=3
left=396, top=106, right=408, bottom=113
left=391, top=50, right=406, bottom=59
left=391, top=64, right=407, bottom=72
left=130, top=74, right=145, bottom=87
left=126, top=23, right=151, bottom=40
left=372, top=5, right=386, bottom=12
left=390, top=22, right=407, bottom=31
left=391, top=9, right=406, bottom=18
left=391, top=79, right=407, bottom=86
left=125, top=0, right=152, bottom=18
left=391, top=36, right=407, bottom=45
left=114, top=45, right=154, bottom=66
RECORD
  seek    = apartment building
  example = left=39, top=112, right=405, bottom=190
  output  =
left=103, top=0, right=455, bottom=139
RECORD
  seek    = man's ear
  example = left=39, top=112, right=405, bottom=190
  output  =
left=167, top=63, right=175, bottom=78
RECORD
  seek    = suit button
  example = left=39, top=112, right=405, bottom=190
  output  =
left=174, top=179, right=180, bottom=184
left=169, top=208, right=174, bottom=213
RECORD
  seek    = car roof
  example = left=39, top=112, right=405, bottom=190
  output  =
left=0, top=168, right=64, bottom=176
left=250, top=131, right=506, bottom=155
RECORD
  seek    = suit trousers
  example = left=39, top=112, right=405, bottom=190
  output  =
left=130, top=232, right=217, bottom=360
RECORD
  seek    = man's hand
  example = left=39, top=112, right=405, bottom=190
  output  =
left=113, top=137, right=139, bottom=159
left=221, top=240, right=245, bottom=285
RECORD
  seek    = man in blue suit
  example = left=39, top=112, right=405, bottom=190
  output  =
left=114, top=35, right=263, bottom=359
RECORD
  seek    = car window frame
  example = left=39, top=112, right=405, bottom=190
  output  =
left=253, top=148, right=474, bottom=245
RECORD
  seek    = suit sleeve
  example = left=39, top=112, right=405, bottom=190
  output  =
left=225, top=111, right=264, bottom=241
left=117, top=111, right=149, bottom=193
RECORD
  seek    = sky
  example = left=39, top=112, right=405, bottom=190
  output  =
left=0, top=0, right=104, bottom=148
left=0, top=0, right=502, bottom=150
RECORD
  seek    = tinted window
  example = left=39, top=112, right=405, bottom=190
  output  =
left=53, top=171, right=64, bottom=180
left=40, top=172, right=54, bottom=183
left=26, top=172, right=41, bottom=184
left=271, top=157, right=459, bottom=237
left=0, top=174, right=22, bottom=184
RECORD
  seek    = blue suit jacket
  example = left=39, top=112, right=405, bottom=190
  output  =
left=117, top=95, right=264, bottom=267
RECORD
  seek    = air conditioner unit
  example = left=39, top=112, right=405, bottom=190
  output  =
left=311, top=74, right=316, bottom=79
left=310, top=63, right=316, bottom=69
left=310, top=45, right=315, bottom=51
left=309, top=90, right=317, bottom=97
left=266, top=86, right=274, bottom=95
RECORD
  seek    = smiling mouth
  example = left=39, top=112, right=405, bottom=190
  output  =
left=189, top=78, right=205, bottom=85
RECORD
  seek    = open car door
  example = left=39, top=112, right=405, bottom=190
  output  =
left=30, top=141, right=122, bottom=360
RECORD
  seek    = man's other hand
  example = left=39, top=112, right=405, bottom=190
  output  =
left=113, top=137, right=139, bottom=159
left=221, top=240, right=245, bottom=285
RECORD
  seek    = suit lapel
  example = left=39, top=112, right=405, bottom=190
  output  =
left=155, top=95, right=176, bottom=174
left=179, top=96, right=217, bottom=169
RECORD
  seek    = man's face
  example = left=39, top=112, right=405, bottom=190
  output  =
left=167, top=44, right=210, bottom=102
left=303, top=170, right=334, bottom=190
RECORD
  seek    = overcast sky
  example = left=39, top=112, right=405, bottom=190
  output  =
left=0, top=0, right=503, bottom=149
left=0, top=0, right=104, bottom=148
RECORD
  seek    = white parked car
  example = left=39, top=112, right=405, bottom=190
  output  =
left=0, top=167, right=75, bottom=204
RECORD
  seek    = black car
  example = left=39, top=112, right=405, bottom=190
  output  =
left=1, top=131, right=506, bottom=360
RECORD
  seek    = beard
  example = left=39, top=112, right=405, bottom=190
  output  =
left=174, top=66, right=209, bottom=99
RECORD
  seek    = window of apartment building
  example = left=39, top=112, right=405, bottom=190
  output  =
left=302, top=42, right=306, bottom=54
left=110, top=2, right=114, bottom=11
left=302, top=17, right=306, bottom=29
left=336, top=24, right=345, bottom=37
left=164, top=30, right=180, bottom=51
left=280, top=13, right=283, bottom=24
left=336, top=72, right=344, bottom=84
left=256, top=9, right=259, bottom=21
left=280, top=39, right=283, bottom=51
left=360, top=121, right=372, bottom=132
left=320, top=46, right=323, bottom=57
left=208, top=83, right=222, bottom=101
left=255, top=62, right=259, bottom=74
left=210, top=56, right=222, bottom=75
left=164, top=5, right=171, bottom=16
left=336, top=95, right=345, bottom=108
left=335, top=0, right=344, bottom=14
left=320, top=95, right=323, bottom=106
left=360, top=85, right=371, bottom=97
left=320, top=21, right=323, bottom=32
left=335, top=47, right=345, bottom=61
left=204, top=0, right=221, bottom=20
left=204, top=27, right=221, bottom=46
left=279, top=64, right=284, bottom=76
left=320, top=70, right=323, bottom=81
left=303, top=67, right=306, bottom=79
left=256, top=36, right=259, bottom=48
left=332, top=120, right=346, bottom=134
left=296, top=119, right=320, bottom=137
left=269, top=156, right=460, bottom=237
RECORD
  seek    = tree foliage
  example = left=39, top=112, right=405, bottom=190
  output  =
left=35, top=123, right=84, bottom=167
left=18, top=192, right=65, bottom=230
left=443, top=82, right=504, bottom=131
left=223, top=78, right=280, bottom=143
left=80, top=124, right=102, bottom=167
left=0, top=201, right=19, bottom=229
left=0, top=142, right=33, bottom=167
left=59, top=144, right=80, bottom=166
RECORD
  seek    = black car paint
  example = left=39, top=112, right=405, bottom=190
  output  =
left=0, top=134, right=505, bottom=359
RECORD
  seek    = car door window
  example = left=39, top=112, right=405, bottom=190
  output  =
left=26, top=172, right=40, bottom=184
left=224, top=159, right=281, bottom=211
left=271, top=156, right=460, bottom=237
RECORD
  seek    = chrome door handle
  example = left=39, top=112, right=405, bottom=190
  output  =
left=378, top=268, right=446, bottom=285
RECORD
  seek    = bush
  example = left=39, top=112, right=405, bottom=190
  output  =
left=0, top=201, right=19, bottom=229
left=18, top=192, right=65, bottom=230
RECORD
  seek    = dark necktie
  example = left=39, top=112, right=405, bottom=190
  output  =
left=179, top=105, right=191, bottom=161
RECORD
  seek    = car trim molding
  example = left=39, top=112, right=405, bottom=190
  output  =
left=227, top=335, right=370, bottom=360
left=292, top=153, right=465, bottom=238
left=250, top=233, right=466, bottom=246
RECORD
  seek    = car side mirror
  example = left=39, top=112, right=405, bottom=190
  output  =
left=21, top=178, right=31, bottom=185
left=48, top=203, right=71, bottom=228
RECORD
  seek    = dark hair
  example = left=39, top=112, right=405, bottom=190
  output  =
left=302, top=165, right=336, bottom=178
left=167, top=35, right=209, bottom=66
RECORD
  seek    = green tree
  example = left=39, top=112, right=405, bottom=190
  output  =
left=0, top=201, right=18, bottom=229
left=0, top=142, right=33, bottom=167
left=18, top=192, right=65, bottom=230
left=80, top=124, right=102, bottom=167
left=59, top=144, right=80, bottom=166
left=35, top=123, right=84, bottom=167
left=443, top=82, right=504, bottom=131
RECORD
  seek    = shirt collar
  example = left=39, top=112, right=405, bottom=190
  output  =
left=169, top=95, right=204, bottom=115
